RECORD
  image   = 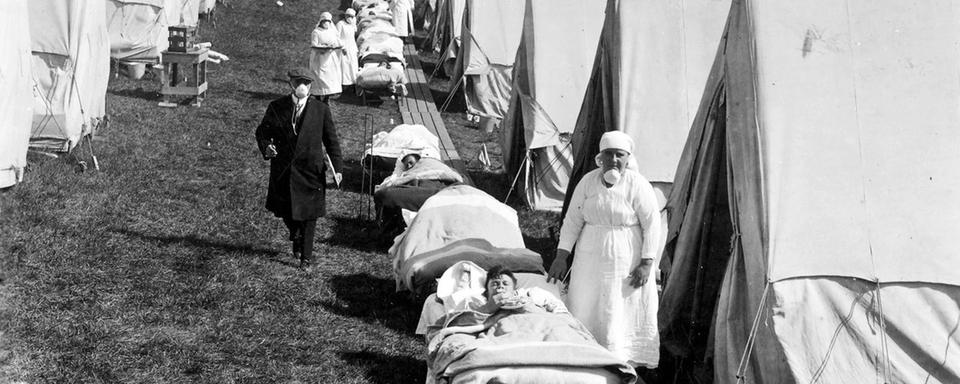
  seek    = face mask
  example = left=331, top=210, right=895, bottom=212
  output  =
left=603, top=168, right=621, bottom=185
left=293, top=84, right=310, bottom=99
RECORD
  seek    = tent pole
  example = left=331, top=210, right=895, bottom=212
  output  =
left=503, top=152, right=529, bottom=204
left=427, top=41, right=452, bottom=83
left=366, top=115, right=375, bottom=221
left=440, top=75, right=464, bottom=113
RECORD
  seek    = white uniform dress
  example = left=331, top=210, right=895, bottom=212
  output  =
left=309, top=26, right=343, bottom=96
left=557, top=168, right=662, bottom=368
left=336, top=19, right=359, bottom=86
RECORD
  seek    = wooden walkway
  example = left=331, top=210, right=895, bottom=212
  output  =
left=398, top=44, right=472, bottom=184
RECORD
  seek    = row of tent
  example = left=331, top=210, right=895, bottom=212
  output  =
left=0, top=0, right=218, bottom=189
left=422, top=0, right=960, bottom=382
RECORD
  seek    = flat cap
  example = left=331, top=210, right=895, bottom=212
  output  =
left=287, top=67, right=314, bottom=83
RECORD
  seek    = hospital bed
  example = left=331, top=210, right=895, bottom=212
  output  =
left=354, top=3, right=408, bottom=103
left=360, top=123, right=443, bottom=188
left=374, top=157, right=464, bottom=236
left=417, top=262, right=638, bottom=384
left=390, top=186, right=638, bottom=383
left=390, top=185, right=532, bottom=293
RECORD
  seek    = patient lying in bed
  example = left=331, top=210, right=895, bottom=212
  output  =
left=428, top=266, right=568, bottom=351
left=375, top=154, right=463, bottom=236
left=424, top=264, right=637, bottom=383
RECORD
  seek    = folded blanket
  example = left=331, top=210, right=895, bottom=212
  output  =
left=363, top=123, right=441, bottom=161
left=398, top=238, right=544, bottom=294
left=379, top=157, right=462, bottom=189
left=427, top=311, right=637, bottom=384
left=358, top=62, right=407, bottom=90
left=390, top=185, right=526, bottom=285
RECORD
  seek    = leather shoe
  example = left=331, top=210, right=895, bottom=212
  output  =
left=299, top=259, right=317, bottom=271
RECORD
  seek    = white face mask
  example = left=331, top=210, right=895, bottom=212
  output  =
left=603, top=168, right=622, bottom=185
left=293, top=83, right=310, bottom=99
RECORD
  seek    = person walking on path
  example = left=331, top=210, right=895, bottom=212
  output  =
left=337, top=9, right=359, bottom=92
left=309, top=11, right=343, bottom=102
left=547, top=131, right=662, bottom=368
left=255, top=68, right=343, bottom=269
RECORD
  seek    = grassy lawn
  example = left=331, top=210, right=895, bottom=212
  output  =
left=0, top=0, right=557, bottom=382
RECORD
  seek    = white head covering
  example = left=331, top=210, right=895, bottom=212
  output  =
left=345, top=8, right=356, bottom=17
left=318, top=12, right=334, bottom=28
left=598, top=130, right=634, bottom=154
left=596, top=130, right=640, bottom=172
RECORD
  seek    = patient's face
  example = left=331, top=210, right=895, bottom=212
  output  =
left=401, top=155, right=419, bottom=170
left=485, top=275, right=516, bottom=300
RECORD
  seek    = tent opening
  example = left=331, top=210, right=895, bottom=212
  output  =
left=657, top=83, right=734, bottom=384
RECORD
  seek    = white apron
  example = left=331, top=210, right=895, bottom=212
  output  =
left=559, top=169, right=661, bottom=367
left=336, top=20, right=359, bottom=86
left=309, top=27, right=343, bottom=96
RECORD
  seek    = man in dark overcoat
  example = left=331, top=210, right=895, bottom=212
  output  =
left=255, top=68, right=343, bottom=269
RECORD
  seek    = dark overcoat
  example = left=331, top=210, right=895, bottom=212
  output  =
left=255, top=96, right=343, bottom=220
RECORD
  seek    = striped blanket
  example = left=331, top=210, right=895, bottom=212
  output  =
left=390, top=185, right=528, bottom=291
left=397, top=238, right=544, bottom=294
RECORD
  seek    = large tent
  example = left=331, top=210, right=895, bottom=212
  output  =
left=499, top=0, right=605, bottom=211
left=421, top=0, right=466, bottom=71
left=561, top=0, right=731, bottom=216
left=0, top=0, right=34, bottom=188
left=105, top=0, right=201, bottom=62
left=29, top=0, right=111, bottom=152
left=659, top=0, right=960, bottom=382
left=447, top=0, right=525, bottom=129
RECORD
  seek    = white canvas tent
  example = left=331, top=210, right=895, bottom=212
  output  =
left=659, top=0, right=960, bottom=382
left=0, top=0, right=34, bottom=188
left=562, top=0, right=731, bottom=212
left=499, top=0, right=604, bottom=211
left=29, top=0, right=111, bottom=152
left=422, top=0, right=466, bottom=75
left=105, top=0, right=201, bottom=62
left=446, top=0, right=525, bottom=128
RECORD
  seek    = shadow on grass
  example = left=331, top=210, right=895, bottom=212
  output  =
left=339, top=351, right=426, bottom=384
left=326, top=216, right=389, bottom=252
left=108, top=227, right=294, bottom=267
left=320, top=273, right=420, bottom=334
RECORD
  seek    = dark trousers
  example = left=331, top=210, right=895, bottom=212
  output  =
left=282, top=217, right=317, bottom=263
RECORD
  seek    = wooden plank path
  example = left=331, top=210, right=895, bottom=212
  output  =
left=398, top=44, right=473, bottom=184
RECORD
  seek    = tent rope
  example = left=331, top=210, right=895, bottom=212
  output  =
left=874, top=279, right=893, bottom=384
left=735, top=279, right=770, bottom=383
left=529, top=140, right=573, bottom=187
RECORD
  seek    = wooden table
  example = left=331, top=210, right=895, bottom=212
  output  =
left=159, top=49, right=208, bottom=107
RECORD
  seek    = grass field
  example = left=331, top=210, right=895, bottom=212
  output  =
left=0, top=0, right=557, bottom=382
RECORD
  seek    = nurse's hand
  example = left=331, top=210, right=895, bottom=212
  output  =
left=547, top=249, right=571, bottom=284
left=629, top=259, right=654, bottom=288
